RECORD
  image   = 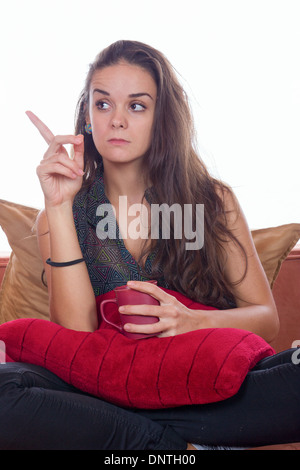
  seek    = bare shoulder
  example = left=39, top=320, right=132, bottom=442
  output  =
left=215, top=181, right=240, bottom=212
left=214, top=181, right=245, bottom=232
left=213, top=181, right=258, bottom=267
left=215, top=183, right=271, bottom=294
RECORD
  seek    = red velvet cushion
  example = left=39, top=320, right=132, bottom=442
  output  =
left=0, top=288, right=274, bottom=409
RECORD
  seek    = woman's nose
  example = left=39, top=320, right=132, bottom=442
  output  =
left=111, top=108, right=127, bottom=129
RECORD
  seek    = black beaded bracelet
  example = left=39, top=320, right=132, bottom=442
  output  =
left=46, top=257, right=85, bottom=267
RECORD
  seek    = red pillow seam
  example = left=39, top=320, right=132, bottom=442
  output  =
left=186, top=329, right=215, bottom=404
left=125, top=342, right=139, bottom=408
left=96, top=330, right=120, bottom=397
left=213, top=331, right=252, bottom=398
left=156, top=337, right=175, bottom=407
left=19, top=318, right=38, bottom=363
left=68, top=333, right=91, bottom=384
left=43, top=325, right=65, bottom=369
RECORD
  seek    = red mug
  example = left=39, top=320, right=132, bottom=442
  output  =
left=100, top=281, right=160, bottom=340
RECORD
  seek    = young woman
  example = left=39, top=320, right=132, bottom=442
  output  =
left=0, top=40, right=299, bottom=450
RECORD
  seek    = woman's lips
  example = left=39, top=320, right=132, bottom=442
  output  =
left=108, top=139, right=130, bottom=145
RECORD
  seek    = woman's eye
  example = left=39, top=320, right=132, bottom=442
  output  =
left=130, top=103, right=146, bottom=112
left=96, top=101, right=110, bottom=110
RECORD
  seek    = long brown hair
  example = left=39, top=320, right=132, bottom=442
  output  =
left=75, top=40, right=246, bottom=309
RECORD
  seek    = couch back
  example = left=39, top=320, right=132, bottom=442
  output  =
left=0, top=254, right=9, bottom=288
left=271, top=245, right=300, bottom=352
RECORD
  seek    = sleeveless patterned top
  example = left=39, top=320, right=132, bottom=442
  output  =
left=72, top=162, right=168, bottom=297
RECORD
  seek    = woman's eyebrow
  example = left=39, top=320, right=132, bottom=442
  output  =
left=129, top=92, right=154, bottom=100
left=93, top=88, right=110, bottom=96
left=93, top=89, right=153, bottom=100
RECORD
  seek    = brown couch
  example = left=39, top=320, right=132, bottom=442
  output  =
left=0, top=199, right=300, bottom=449
left=0, top=256, right=7, bottom=289
left=270, top=245, right=300, bottom=353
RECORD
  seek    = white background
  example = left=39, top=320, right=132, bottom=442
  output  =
left=1, top=0, right=299, bottom=251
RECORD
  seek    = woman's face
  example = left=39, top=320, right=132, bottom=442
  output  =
left=88, top=62, right=157, bottom=166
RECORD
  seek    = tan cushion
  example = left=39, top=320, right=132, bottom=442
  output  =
left=0, top=200, right=49, bottom=324
left=252, top=223, right=300, bottom=288
left=0, top=199, right=299, bottom=323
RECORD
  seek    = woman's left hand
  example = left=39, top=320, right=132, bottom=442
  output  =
left=119, top=281, right=209, bottom=337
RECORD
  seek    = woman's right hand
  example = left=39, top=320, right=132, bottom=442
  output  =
left=26, top=111, right=85, bottom=207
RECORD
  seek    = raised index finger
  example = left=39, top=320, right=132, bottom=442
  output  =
left=25, top=110, right=54, bottom=145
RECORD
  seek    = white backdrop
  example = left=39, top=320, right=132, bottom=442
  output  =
left=1, top=0, right=299, bottom=251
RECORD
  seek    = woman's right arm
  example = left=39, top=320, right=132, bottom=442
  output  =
left=28, top=111, right=98, bottom=332
left=37, top=206, right=98, bottom=332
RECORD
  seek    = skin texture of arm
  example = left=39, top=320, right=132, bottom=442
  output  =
left=37, top=207, right=98, bottom=332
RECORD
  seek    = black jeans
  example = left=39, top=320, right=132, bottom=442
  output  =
left=0, top=349, right=300, bottom=450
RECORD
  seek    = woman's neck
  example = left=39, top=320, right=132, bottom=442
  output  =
left=102, top=160, right=149, bottom=206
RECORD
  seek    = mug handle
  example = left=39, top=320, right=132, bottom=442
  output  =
left=100, top=299, right=122, bottom=331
